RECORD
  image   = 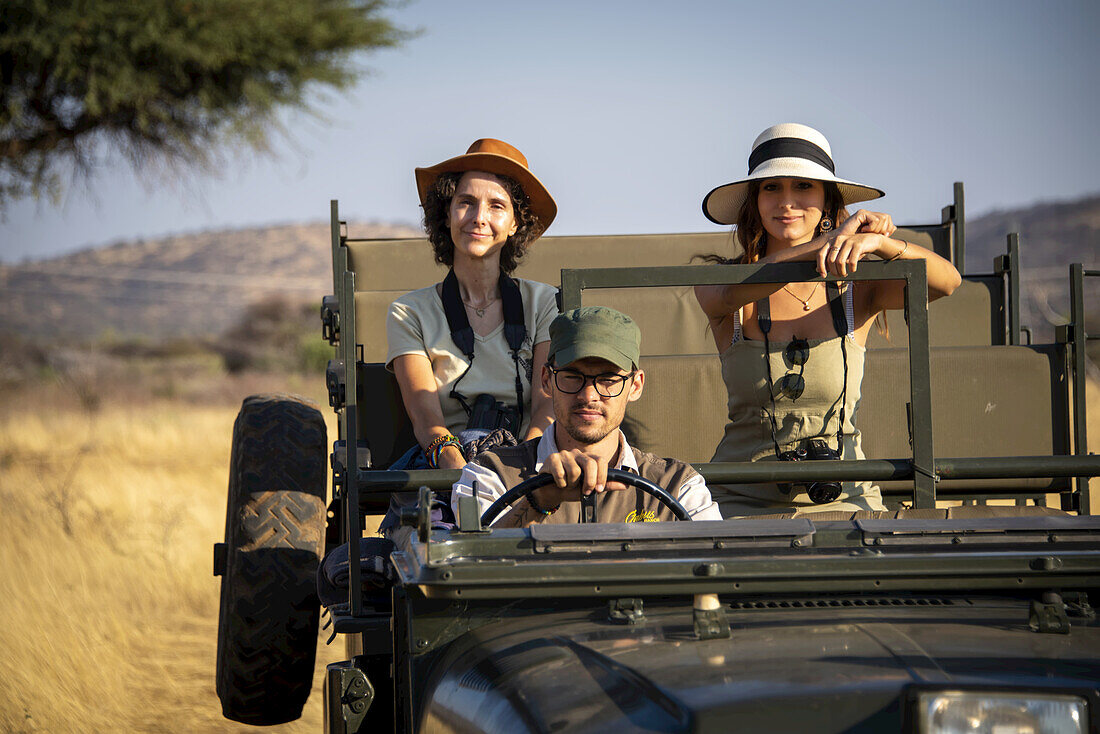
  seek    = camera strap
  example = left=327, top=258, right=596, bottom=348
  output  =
left=757, top=282, right=847, bottom=459
left=829, top=283, right=849, bottom=460
left=440, top=268, right=527, bottom=428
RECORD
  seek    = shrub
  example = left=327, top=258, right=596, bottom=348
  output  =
left=217, top=296, right=328, bottom=375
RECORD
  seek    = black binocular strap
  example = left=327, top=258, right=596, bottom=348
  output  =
left=754, top=282, right=846, bottom=336
left=826, top=282, right=849, bottom=460
left=757, top=283, right=848, bottom=459
left=440, top=269, right=527, bottom=427
left=756, top=296, right=785, bottom=458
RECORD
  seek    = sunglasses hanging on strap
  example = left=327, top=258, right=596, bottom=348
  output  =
left=758, top=281, right=849, bottom=460
left=440, top=268, right=527, bottom=430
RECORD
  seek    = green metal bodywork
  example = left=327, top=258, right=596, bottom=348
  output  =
left=317, top=191, right=1100, bottom=733
left=371, top=512, right=1100, bottom=732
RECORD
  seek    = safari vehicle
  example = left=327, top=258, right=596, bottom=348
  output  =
left=214, top=184, right=1100, bottom=733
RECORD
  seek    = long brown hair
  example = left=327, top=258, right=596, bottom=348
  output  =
left=697, top=179, right=847, bottom=264
left=694, top=179, right=887, bottom=337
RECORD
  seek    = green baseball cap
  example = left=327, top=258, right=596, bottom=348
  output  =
left=548, top=307, right=640, bottom=372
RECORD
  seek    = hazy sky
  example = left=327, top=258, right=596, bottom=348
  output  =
left=2, top=0, right=1098, bottom=264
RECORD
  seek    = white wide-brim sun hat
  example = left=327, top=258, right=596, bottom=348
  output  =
left=702, top=123, right=885, bottom=225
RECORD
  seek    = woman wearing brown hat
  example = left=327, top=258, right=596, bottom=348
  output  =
left=694, top=123, right=961, bottom=516
left=385, top=139, right=558, bottom=473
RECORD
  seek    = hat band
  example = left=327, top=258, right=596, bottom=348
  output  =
left=748, top=137, right=835, bottom=175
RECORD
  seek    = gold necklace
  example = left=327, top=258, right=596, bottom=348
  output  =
left=462, top=296, right=499, bottom=318
left=782, top=283, right=819, bottom=311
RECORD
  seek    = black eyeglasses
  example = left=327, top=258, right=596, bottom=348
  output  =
left=774, top=338, right=809, bottom=400
left=548, top=365, right=634, bottom=398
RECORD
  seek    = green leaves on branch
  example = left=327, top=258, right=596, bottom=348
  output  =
left=0, top=0, right=410, bottom=206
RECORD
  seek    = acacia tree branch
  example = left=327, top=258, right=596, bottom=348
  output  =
left=0, top=0, right=413, bottom=208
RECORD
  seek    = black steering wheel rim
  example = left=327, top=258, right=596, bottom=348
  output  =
left=479, top=468, right=691, bottom=526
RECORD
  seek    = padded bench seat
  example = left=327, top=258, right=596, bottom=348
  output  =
left=352, top=285, right=715, bottom=361
left=625, top=345, right=1067, bottom=466
left=345, top=228, right=984, bottom=362
left=344, top=232, right=728, bottom=292
left=353, top=278, right=1000, bottom=362
left=356, top=342, right=1071, bottom=509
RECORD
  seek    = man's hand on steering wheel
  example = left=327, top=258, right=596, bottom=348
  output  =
left=479, top=467, right=692, bottom=526
left=534, top=449, right=630, bottom=509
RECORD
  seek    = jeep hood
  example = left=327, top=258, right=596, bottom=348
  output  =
left=418, top=600, right=1100, bottom=733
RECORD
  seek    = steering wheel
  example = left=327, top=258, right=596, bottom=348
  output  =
left=479, top=468, right=691, bottom=526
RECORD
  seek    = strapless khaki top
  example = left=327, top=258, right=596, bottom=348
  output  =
left=710, top=324, right=884, bottom=517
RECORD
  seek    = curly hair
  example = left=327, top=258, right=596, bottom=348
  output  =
left=421, top=171, right=543, bottom=273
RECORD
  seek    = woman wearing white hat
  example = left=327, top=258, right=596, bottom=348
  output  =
left=386, top=139, right=558, bottom=475
left=694, top=123, right=961, bottom=516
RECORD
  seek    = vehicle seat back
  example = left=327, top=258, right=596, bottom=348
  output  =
left=621, top=344, right=1069, bottom=502
left=344, top=226, right=978, bottom=362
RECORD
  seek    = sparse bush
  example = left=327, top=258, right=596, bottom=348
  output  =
left=101, top=335, right=214, bottom=360
left=216, top=296, right=329, bottom=375
left=298, top=336, right=333, bottom=374
left=219, top=344, right=256, bottom=375
left=0, top=331, right=50, bottom=386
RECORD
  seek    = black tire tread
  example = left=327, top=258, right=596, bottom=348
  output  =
left=215, top=394, right=328, bottom=726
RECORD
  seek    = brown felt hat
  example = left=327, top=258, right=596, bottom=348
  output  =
left=414, top=138, right=557, bottom=231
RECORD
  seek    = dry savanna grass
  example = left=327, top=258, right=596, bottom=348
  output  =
left=0, top=366, right=1097, bottom=733
left=0, top=372, right=359, bottom=734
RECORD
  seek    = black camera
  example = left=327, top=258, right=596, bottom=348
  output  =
left=467, top=393, right=519, bottom=434
left=777, top=439, right=843, bottom=504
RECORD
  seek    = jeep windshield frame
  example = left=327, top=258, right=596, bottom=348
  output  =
left=332, top=255, right=1100, bottom=617
left=559, top=259, right=937, bottom=503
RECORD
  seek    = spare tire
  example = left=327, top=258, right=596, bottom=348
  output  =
left=215, top=394, right=328, bottom=725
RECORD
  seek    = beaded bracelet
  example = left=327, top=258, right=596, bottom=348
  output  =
left=526, top=491, right=558, bottom=516
left=423, top=434, right=462, bottom=469
left=424, top=434, right=459, bottom=454
left=427, top=440, right=462, bottom=468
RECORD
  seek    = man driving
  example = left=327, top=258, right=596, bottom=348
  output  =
left=451, top=306, right=721, bottom=526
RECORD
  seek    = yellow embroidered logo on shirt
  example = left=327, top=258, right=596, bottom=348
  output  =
left=625, top=509, right=659, bottom=523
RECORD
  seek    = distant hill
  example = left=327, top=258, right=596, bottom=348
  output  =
left=965, top=193, right=1100, bottom=272
left=0, top=192, right=1096, bottom=343
left=964, top=193, right=1099, bottom=342
left=0, top=221, right=420, bottom=340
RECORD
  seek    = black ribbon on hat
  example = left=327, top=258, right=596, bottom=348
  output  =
left=748, top=137, right=835, bottom=175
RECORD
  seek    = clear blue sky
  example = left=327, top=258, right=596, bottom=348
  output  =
left=2, top=0, right=1098, bottom=264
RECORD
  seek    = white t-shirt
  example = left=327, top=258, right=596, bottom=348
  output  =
left=386, top=278, right=558, bottom=438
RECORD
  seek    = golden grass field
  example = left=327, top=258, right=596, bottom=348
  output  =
left=0, top=362, right=1097, bottom=733
left=0, top=364, right=367, bottom=734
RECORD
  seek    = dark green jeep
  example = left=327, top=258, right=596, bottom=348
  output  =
left=215, top=185, right=1100, bottom=733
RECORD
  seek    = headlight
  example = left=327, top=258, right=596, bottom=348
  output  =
left=918, top=691, right=1086, bottom=734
